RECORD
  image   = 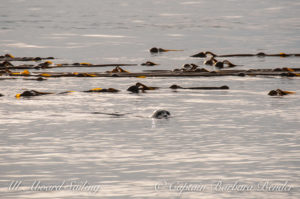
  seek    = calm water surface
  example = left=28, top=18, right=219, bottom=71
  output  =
left=0, top=0, right=300, bottom=198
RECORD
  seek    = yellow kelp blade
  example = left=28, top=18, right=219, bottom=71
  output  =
left=86, top=74, right=97, bottom=77
left=40, top=73, right=52, bottom=77
left=90, top=88, right=102, bottom=91
left=283, top=91, right=296, bottom=94
left=21, top=70, right=30, bottom=75
left=80, top=63, right=92, bottom=66
left=6, top=54, right=14, bottom=58
left=119, top=69, right=130, bottom=73
left=279, top=53, right=287, bottom=56
left=287, top=68, right=295, bottom=72
left=45, top=61, right=53, bottom=65
left=10, top=72, right=21, bottom=75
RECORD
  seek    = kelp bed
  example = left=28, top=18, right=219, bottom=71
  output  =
left=0, top=50, right=299, bottom=97
left=1, top=50, right=300, bottom=78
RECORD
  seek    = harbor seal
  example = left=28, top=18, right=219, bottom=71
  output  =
left=151, top=109, right=171, bottom=119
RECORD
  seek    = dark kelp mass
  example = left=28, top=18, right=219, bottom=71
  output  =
left=268, top=89, right=296, bottom=96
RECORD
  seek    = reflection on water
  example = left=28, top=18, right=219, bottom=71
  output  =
left=1, top=76, right=300, bottom=198
left=0, top=0, right=300, bottom=198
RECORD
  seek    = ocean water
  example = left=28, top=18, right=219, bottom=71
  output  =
left=0, top=0, right=300, bottom=198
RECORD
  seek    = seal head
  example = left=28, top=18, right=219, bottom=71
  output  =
left=151, top=109, right=171, bottom=119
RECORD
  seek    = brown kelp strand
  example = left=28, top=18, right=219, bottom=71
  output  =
left=16, top=88, right=120, bottom=97
left=0, top=61, right=138, bottom=70
left=218, top=52, right=300, bottom=57
left=0, top=64, right=36, bottom=70
left=83, top=88, right=120, bottom=93
left=91, top=112, right=126, bottom=117
left=149, top=47, right=184, bottom=53
left=22, top=77, right=47, bottom=81
left=0, top=77, right=18, bottom=80
left=191, top=51, right=300, bottom=58
left=57, top=63, right=137, bottom=68
left=169, top=84, right=229, bottom=90
left=15, top=82, right=230, bottom=98
left=141, top=61, right=158, bottom=66
left=0, top=54, right=54, bottom=61
left=4, top=67, right=300, bottom=78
